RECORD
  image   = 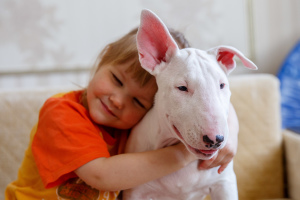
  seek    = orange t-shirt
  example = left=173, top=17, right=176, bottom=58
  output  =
left=5, top=91, right=127, bottom=200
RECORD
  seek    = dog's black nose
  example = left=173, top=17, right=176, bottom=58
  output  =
left=203, top=135, right=214, bottom=145
left=216, top=135, right=224, bottom=143
left=203, top=135, right=224, bottom=149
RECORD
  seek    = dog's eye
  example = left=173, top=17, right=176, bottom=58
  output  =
left=220, top=83, right=225, bottom=89
left=178, top=86, right=188, bottom=92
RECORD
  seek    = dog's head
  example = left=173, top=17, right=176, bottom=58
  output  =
left=137, top=9, right=257, bottom=159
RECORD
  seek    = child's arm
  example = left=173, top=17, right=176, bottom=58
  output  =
left=74, top=142, right=197, bottom=191
left=198, top=103, right=239, bottom=173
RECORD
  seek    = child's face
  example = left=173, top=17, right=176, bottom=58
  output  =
left=86, top=62, right=157, bottom=129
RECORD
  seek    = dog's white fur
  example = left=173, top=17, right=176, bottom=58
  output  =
left=123, top=9, right=257, bottom=200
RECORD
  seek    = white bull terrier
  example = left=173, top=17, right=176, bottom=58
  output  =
left=123, top=9, right=257, bottom=200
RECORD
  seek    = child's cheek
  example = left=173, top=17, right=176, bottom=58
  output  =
left=131, top=110, right=148, bottom=125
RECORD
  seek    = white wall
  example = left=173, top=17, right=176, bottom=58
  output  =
left=252, top=0, right=300, bottom=75
left=0, top=0, right=299, bottom=89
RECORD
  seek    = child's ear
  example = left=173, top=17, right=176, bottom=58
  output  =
left=137, top=9, right=179, bottom=75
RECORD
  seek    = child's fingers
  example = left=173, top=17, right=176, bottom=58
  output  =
left=197, top=147, right=235, bottom=171
left=218, top=162, right=230, bottom=174
left=208, top=153, right=226, bottom=169
left=198, top=154, right=218, bottom=169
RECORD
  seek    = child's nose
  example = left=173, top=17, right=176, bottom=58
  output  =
left=110, top=94, right=125, bottom=109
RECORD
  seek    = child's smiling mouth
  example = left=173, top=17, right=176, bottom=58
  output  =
left=100, top=99, right=117, bottom=117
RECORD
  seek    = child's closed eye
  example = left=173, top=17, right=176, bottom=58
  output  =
left=134, top=98, right=145, bottom=109
left=112, top=73, right=123, bottom=86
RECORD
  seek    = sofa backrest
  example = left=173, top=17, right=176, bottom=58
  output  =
left=0, top=74, right=284, bottom=200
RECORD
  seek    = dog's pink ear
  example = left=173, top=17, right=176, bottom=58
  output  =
left=137, top=9, right=178, bottom=75
left=209, top=46, right=258, bottom=75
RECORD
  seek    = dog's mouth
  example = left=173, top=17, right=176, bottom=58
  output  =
left=172, top=125, right=217, bottom=158
left=189, top=146, right=217, bottom=157
left=173, top=125, right=184, bottom=140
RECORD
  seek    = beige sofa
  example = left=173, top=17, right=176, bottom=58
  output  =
left=0, top=74, right=299, bottom=200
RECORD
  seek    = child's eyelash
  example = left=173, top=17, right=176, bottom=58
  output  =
left=112, top=73, right=123, bottom=86
left=111, top=72, right=145, bottom=109
left=134, top=98, right=145, bottom=109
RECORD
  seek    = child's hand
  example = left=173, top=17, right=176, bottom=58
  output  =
left=198, top=137, right=237, bottom=174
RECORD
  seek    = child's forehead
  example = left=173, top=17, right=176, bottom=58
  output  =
left=114, top=63, right=157, bottom=97
left=120, top=62, right=155, bottom=87
left=136, top=78, right=157, bottom=103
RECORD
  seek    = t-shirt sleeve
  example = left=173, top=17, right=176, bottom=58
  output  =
left=32, top=96, right=110, bottom=189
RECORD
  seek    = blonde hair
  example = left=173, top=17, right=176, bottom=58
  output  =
left=81, top=27, right=190, bottom=107
left=94, top=28, right=151, bottom=87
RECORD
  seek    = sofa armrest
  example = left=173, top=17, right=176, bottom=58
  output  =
left=283, top=130, right=300, bottom=200
left=0, top=86, right=77, bottom=199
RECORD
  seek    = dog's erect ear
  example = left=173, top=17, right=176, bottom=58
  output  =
left=137, top=9, right=179, bottom=75
left=208, top=46, right=258, bottom=75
